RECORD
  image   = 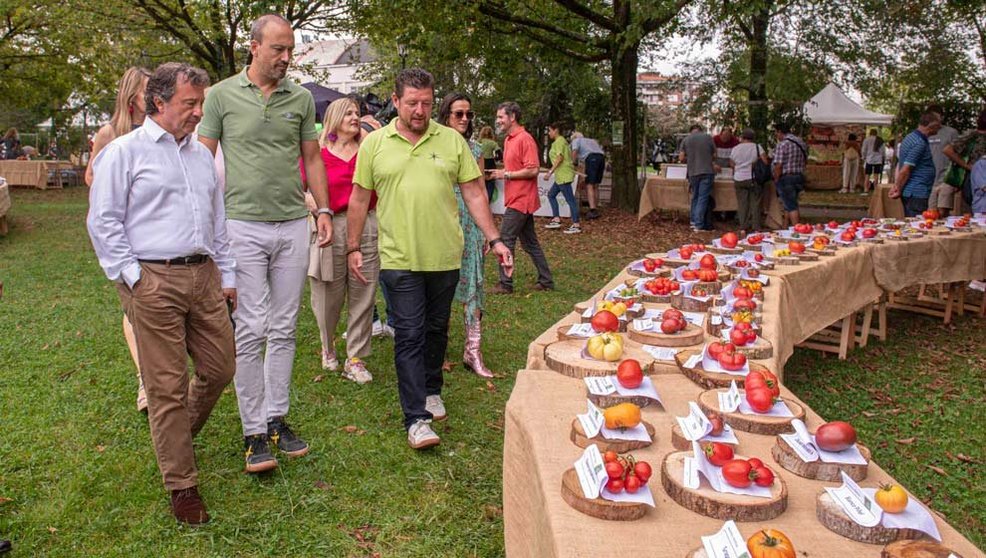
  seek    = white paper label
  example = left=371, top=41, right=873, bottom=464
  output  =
left=576, top=400, right=605, bottom=439
left=719, top=381, right=741, bottom=413
left=683, top=354, right=702, bottom=369
left=643, top=345, right=678, bottom=361
left=573, top=444, right=607, bottom=499
left=584, top=376, right=617, bottom=396
left=683, top=311, right=706, bottom=327
left=600, top=422, right=652, bottom=442
left=614, top=376, right=663, bottom=403
left=825, top=471, right=882, bottom=527
left=632, top=318, right=653, bottom=332
left=738, top=398, right=794, bottom=417
left=700, top=521, right=752, bottom=558
left=780, top=419, right=819, bottom=463
left=566, top=323, right=595, bottom=338
left=676, top=401, right=713, bottom=441
left=683, top=456, right=700, bottom=489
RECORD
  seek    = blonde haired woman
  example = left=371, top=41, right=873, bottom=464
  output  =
left=85, top=67, right=151, bottom=186
left=85, top=66, right=151, bottom=412
left=302, top=97, right=380, bottom=383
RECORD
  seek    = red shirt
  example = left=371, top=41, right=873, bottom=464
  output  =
left=503, top=126, right=541, bottom=214
left=301, top=147, right=377, bottom=213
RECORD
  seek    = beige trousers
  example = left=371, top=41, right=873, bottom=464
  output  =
left=309, top=212, right=380, bottom=359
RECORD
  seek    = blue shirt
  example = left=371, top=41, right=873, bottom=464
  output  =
left=570, top=137, right=604, bottom=162
left=898, top=129, right=935, bottom=199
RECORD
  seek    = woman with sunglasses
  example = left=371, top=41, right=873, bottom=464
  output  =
left=437, top=93, right=494, bottom=378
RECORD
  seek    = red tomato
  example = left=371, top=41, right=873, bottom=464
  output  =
left=603, top=450, right=619, bottom=463
left=700, top=254, right=717, bottom=270
left=624, top=474, right=642, bottom=493
left=721, top=232, right=739, bottom=248
left=754, top=253, right=764, bottom=262
left=718, top=348, right=747, bottom=371
left=733, top=299, right=757, bottom=312
left=590, top=310, right=619, bottom=333
left=815, top=421, right=858, bottom=452
left=745, top=386, right=774, bottom=413
left=745, top=371, right=767, bottom=390
left=633, top=461, right=652, bottom=483
left=642, top=258, right=658, bottom=272
left=616, top=359, right=644, bottom=389
left=753, top=465, right=775, bottom=487
left=606, top=477, right=624, bottom=493
left=680, top=247, right=694, bottom=259
left=730, top=327, right=751, bottom=346
left=664, top=308, right=684, bottom=322
left=704, top=442, right=735, bottom=467
left=708, top=414, right=725, bottom=436
left=661, top=317, right=682, bottom=334
left=733, top=286, right=754, bottom=300
left=707, top=341, right=728, bottom=360
left=747, top=457, right=763, bottom=469
left=760, top=369, right=781, bottom=398
left=722, top=459, right=753, bottom=488
left=605, top=461, right=624, bottom=480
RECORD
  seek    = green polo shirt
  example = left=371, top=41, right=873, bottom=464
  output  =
left=549, top=136, right=576, bottom=184
left=353, top=119, right=482, bottom=271
left=198, top=67, right=318, bottom=221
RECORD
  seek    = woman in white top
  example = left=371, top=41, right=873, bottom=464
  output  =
left=860, top=129, right=885, bottom=194
left=728, top=128, right=769, bottom=233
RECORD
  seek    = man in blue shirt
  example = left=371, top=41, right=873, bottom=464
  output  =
left=890, top=111, right=942, bottom=217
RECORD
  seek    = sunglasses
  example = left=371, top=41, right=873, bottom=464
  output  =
left=452, top=110, right=475, bottom=120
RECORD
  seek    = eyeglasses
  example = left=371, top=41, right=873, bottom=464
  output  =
left=452, top=110, right=475, bottom=120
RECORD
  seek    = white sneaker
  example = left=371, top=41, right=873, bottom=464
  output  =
left=563, top=224, right=582, bottom=234
left=379, top=323, right=395, bottom=338
left=407, top=419, right=440, bottom=449
left=371, top=320, right=384, bottom=337
left=544, top=218, right=562, bottom=229
left=425, top=394, right=447, bottom=421
left=321, top=350, right=339, bottom=371
left=342, top=357, right=373, bottom=384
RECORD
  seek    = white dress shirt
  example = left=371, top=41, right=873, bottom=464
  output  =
left=87, top=117, right=236, bottom=289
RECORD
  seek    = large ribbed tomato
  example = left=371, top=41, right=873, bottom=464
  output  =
left=746, top=529, right=796, bottom=558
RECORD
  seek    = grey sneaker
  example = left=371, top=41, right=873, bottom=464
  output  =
left=267, top=417, right=309, bottom=457
left=342, top=357, right=373, bottom=384
left=243, top=434, right=278, bottom=473
left=407, top=419, right=440, bottom=449
left=425, top=394, right=447, bottom=421
left=563, top=224, right=582, bottom=234
left=544, top=217, right=562, bottom=229
left=321, top=349, right=339, bottom=371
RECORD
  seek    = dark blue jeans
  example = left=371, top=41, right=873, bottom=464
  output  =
left=902, top=196, right=929, bottom=217
left=379, top=269, right=459, bottom=429
left=547, top=181, right=579, bottom=223
left=689, top=173, right=715, bottom=230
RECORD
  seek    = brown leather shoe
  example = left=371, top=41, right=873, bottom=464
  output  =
left=490, top=283, right=513, bottom=295
left=532, top=283, right=554, bottom=291
left=170, top=486, right=210, bottom=525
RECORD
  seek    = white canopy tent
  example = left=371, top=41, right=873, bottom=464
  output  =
left=804, top=83, right=893, bottom=126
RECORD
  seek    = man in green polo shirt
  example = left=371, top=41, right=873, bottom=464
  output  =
left=346, top=68, right=513, bottom=450
left=198, top=14, right=332, bottom=474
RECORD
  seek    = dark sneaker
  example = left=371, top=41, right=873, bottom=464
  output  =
left=243, top=434, right=278, bottom=473
left=532, top=283, right=554, bottom=291
left=267, top=417, right=310, bottom=458
left=170, top=486, right=209, bottom=525
left=490, top=283, right=513, bottom=295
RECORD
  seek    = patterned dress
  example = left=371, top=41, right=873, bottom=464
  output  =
left=453, top=140, right=486, bottom=325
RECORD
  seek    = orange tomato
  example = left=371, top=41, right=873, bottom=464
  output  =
left=746, top=529, right=796, bottom=558
left=874, top=483, right=909, bottom=513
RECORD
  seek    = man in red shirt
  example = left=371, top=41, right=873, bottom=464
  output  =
left=488, top=102, right=554, bottom=294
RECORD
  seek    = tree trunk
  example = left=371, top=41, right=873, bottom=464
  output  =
left=609, top=42, right=641, bottom=211
left=747, top=5, right=770, bottom=143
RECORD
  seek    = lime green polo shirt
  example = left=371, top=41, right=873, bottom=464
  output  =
left=353, top=119, right=482, bottom=271
left=198, top=67, right=318, bottom=221
left=549, top=136, right=576, bottom=184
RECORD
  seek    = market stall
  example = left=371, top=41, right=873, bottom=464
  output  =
left=0, top=160, right=73, bottom=189
left=637, top=167, right=785, bottom=230
left=508, top=223, right=986, bottom=557
left=803, top=83, right=894, bottom=190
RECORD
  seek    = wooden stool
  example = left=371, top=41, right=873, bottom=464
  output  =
left=855, top=296, right=887, bottom=348
left=797, top=311, right=858, bottom=360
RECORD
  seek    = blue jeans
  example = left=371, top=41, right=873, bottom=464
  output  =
left=776, top=173, right=805, bottom=212
left=379, top=269, right=459, bottom=429
left=902, top=196, right=929, bottom=217
left=547, top=181, right=579, bottom=223
left=689, top=173, right=715, bottom=230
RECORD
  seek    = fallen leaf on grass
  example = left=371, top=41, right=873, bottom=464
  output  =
left=955, top=453, right=976, bottom=464
left=485, top=381, right=497, bottom=392
left=96, top=445, right=106, bottom=453
left=48, top=526, right=57, bottom=534
left=442, top=360, right=455, bottom=372
left=313, top=374, right=325, bottom=383
left=341, top=425, right=365, bottom=435
left=483, top=504, right=503, bottom=520
left=314, top=480, right=332, bottom=491
left=861, top=411, right=876, bottom=418
left=926, top=465, right=949, bottom=476
left=895, top=437, right=916, bottom=445
left=0, top=497, right=12, bottom=504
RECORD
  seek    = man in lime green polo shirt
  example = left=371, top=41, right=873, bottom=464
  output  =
left=198, top=14, right=331, bottom=474
left=345, top=68, right=513, bottom=450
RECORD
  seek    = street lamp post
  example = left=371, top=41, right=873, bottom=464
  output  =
left=397, top=41, right=408, bottom=70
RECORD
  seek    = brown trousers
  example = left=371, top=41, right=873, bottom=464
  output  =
left=116, top=261, right=235, bottom=490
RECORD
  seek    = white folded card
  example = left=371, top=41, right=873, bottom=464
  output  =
left=583, top=376, right=662, bottom=403
left=573, top=444, right=608, bottom=499
left=642, top=345, right=678, bottom=361
left=700, top=520, right=751, bottom=558
left=738, top=398, right=794, bottom=417
left=576, top=399, right=605, bottom=439
left=825, top=470, right=943, bottom=541
left=675, top=401, right=739, bottom=444
left=718, top=381, right=742, bottom=413
left=779, top=419, right=867, bottom=465
left=600, top=422, right=651, bottom=442
left=566, top=323, right=595, bottom=338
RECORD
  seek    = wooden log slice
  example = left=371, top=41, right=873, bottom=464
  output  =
left=626, top=265, right=672, bottom=278
left=642, top=291, right=677, bottom=304
left=697, top=389, right=806, bottom=435
left=560, top=468, right=648, bottom=521
left=726, top=263, right=761, bottom=275
left=544, top=338, right=654, bottom=378
left=733, top=336, right=773, bottom=360
left=670, top=424, right=739, bottom=452
left=816, top=491, right=927, bottom=545
left=709, top=245, right=743, bottom=255
left=809, top=247, right=837, bottom=256
left=686, top=548, right=710, bottom=558
left=570, top=418, right=656, bottom=453
left=627, top=321, right=706, bottom=347
left=771, top=436, right=870, bottom=482
left=556, top=324, right=592, bottom=342
left=671, top=292, right=714, bottom=313
left=765, top=254, right=800, bottom=266
left=647, top=254, right=690, bottom=268
left=859, top=236, right=885, bottom=244
left=661, top=451, right=787, bottom=522
left=792, top=251, right=820, bottom=262
left=882, top=540, right=964, bottom=558
left=674, top=349, right=770, bottom=390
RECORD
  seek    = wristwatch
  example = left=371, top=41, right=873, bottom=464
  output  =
left=489, top=238, right=505, bottom=248
left=316, top=208, right=332, bottom=217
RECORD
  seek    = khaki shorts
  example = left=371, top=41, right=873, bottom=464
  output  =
left=929, top=182, right=958, bottom=209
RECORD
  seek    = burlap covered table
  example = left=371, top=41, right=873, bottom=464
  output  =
left=0, top=179, right=10, bottom=235
left=503, top=370, right=984, bottom=558
left=0, top=160, right=48, bottom=189
left=638, top=176, right=785, bottom=230
left=511, top=232, right=986, bottom=557
left=868, top=184, right=965, bottom=219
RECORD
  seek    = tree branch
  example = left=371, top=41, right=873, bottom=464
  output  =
left=478, top=1, right=605, bottom=50
left=641, top=0, right=695, bottom=34
left=552, top=0, right=617, bottom=32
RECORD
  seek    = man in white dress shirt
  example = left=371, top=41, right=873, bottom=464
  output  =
left=87, top=62, right=235, bottom=526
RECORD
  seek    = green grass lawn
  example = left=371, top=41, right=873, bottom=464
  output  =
left=0, top=188, right=983, bottom=556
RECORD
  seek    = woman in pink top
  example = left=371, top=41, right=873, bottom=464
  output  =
left=302, top=98, right=379, bottom=384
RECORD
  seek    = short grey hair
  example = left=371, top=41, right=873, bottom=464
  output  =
left=497, top=101, right=522, bottom=123
left=144, top=63, right=210, bottom=116
left=251, top=14, right=291, bottom=43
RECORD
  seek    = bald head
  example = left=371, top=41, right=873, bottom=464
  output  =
left=251, top=14, right=291, bottom=43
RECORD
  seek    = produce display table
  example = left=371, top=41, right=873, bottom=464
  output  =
left=637, top=176, right=785, bottom=230
left=868, top=184, right=965, bottom=219
left=510, top=230, right=986, bottom=557
left=804, top=163, right=844, bottom=190
left=0, top=179, right=9, bottom=235
left=0, top=160, right=72, bottom=189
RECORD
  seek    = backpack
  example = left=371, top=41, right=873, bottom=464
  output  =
left=752, top=144, right=772, bottom=185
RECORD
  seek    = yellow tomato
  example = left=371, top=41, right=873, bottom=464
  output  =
left=587, top=333, right=624, bottom=361
left=611, top=302, right=628, bottom=317
left=874, top=483, right=908, bottom=513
